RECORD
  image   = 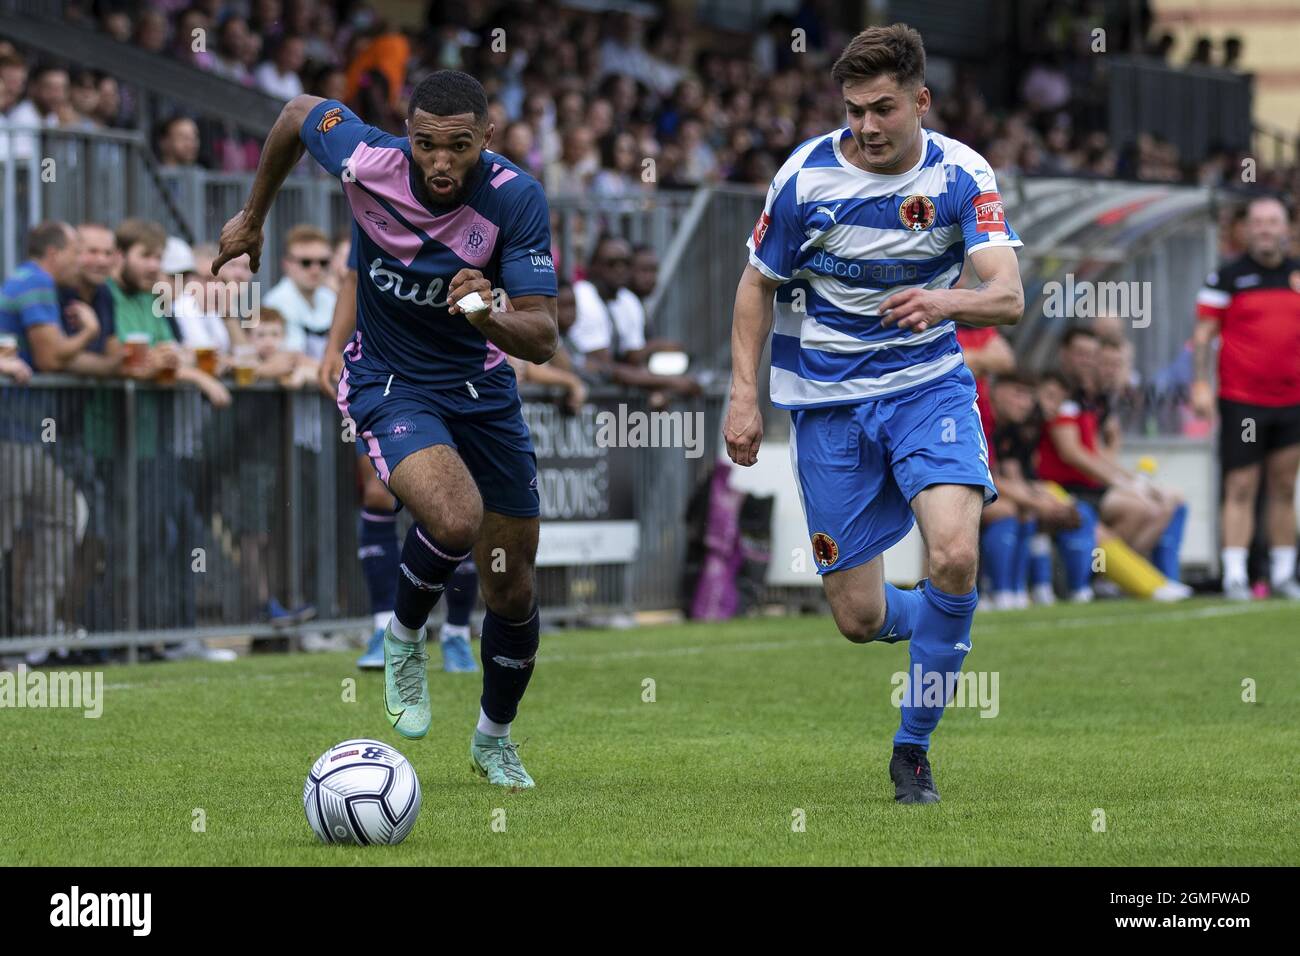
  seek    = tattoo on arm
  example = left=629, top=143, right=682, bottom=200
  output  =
left=1193, top=336, right=1214, bottom=382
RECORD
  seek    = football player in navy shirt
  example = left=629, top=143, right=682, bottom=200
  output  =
left=216, top=71, right=558, bottom=788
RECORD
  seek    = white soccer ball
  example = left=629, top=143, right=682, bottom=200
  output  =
left=303, top=738, right=421, bottom=846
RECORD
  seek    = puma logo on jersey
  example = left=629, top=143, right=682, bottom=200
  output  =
left=813, top=203, right=843, bottom=224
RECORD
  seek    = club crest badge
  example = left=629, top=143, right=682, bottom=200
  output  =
left=811, top=532, right=839, bottom=568
left=316, top=107, right=343, bottom=134
left=898, top=195, right=936, bottom=232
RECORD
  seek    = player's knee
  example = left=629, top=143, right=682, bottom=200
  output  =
left=928, top=539, right=979, bottom=586
left=442, top=513, right=482, bottom=551
left=832, top=602, right=884, bottom=644
left=1224, top=475, right=1257, bottom=504
left=482, top=573, right=535, bottom=620
left=417, top=492, right=483, bottom=550
left=1267, top=477, right=1297, bottom=503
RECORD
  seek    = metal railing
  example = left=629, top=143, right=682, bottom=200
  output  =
left=657, top=178, right=1221, bottom=437
left=2, top=138, right=1222, bottom=438
left=154, top=168, right=698, bottom=292
left=0, top=126, right=192, bottom=275
left=0, top=376, right=725, bottom=652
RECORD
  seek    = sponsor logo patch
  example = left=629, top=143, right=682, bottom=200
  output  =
left=317, top=106, right=344, bottom=133
left=752, top=210, right=772, bottom=248
left=811, top=532, right=839, bottom=568
left=973, top=191, right=1005, bottom=233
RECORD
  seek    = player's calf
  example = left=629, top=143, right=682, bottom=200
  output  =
left=824, top=559, right=922, bottom=644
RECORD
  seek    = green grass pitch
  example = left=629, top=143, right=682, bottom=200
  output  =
left=2, top=597, right=1296, bottom=866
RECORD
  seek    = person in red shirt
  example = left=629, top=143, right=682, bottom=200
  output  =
left=1037, top=353, right=1177, bottom=559
left=1192, top=195, right=1300, bottom=600
left=956, top=324, right=1015, bottom=441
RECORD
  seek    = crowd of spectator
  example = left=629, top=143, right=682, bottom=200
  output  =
left=1, top=1, right=1294, bottom=195
left=958, top=312, right=1191, bottom=610
left=0, top=215, right=342, bottom=655
left=0, top=207, right=699, bottom=650
left=4, top=2, right=1299, bottom=648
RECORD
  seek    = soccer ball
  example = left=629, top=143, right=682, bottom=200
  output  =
left=303, top=738, right=421, bottom=845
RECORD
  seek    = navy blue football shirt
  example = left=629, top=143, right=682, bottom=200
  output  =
left=300, top=99, right=557, bottom=389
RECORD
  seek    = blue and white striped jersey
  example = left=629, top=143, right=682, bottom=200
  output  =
left=746, top=127, right=1021, bottom=409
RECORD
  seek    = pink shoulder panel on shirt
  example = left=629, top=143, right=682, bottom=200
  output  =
left=347, top=141, right=501, bottom=268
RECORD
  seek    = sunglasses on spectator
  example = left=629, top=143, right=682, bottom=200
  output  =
left=296, top=257, right=331, bottom=268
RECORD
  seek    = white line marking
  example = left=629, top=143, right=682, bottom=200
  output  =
left=95, top=600, right=1287, bottom=687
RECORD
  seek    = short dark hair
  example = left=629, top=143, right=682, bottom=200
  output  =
left=409, top=70, right=489, bottom=124
left=115, top=218, right=167, bottom=256
left=590, top=232, right=629, bottom=267
left=1039, top=369, right=1071, bottom=391
left=26, top=220, right=73, bottom=259
left=993, top=368, right=1036, bottom=389
left=156, top=114, right=194, bottom=141
left=1246, top=194, right=1291, bottom=221
left=1061, top=326, right=1099, bottom=348
left=831, top=23, right=926, bottom=89
left=31, top=63, right=69, bottom=83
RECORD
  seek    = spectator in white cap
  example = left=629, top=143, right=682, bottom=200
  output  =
left=163, top=236, right=230, bottom=358
left=262, top=223, right=336, bottom=359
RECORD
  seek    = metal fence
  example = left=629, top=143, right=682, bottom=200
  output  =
left=154, top=167, right=698, bottom=291
left=0, top=377, right=725, bottom=652
left=0, top=126, right=192, bottom=275
left=0, top=131, right=698, bottom=295
left=2, top=120, right=1223, bottom=441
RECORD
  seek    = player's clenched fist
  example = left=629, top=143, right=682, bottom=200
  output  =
left=879, top=286, right=948, bottom=333
left=724, top=395, right=764, bottom=466
left=447, top=269, right=493, bottom=316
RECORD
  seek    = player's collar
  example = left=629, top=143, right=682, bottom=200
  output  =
left=832, top=127, right=929, bottom=180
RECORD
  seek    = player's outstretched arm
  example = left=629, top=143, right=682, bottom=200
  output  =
left=725, top=264, right=781, bottom=467
left=447, top=269, right=558, bottom=364
left=213, top=94, right=326, bottom=274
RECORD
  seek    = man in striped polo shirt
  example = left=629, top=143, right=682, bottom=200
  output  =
left=0, top=221, right=97, bottom=369
left=725, top=24, right=1024, bottom=804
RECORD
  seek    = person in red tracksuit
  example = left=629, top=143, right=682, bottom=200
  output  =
left=1192, top=195, right=1300, bottom=600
